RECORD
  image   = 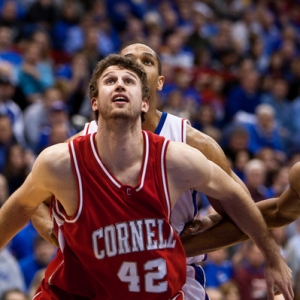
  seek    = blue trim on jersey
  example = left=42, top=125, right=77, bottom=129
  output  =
left=154, top=112, right=168, bottom=135
left=192, top=263, right=206, bottom=287
left=192, top=264, right=210, bottom=300
left=192, top=190, right=198, bottom=217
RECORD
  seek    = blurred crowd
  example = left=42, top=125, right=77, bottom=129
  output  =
left=0, top=0, right=300, bottom=299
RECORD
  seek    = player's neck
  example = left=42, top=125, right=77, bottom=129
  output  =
left=95, top=120, right=144, bottom=174
left=142, top=109, right=162, bottom=132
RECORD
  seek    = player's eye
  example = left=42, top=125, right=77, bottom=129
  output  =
left=105, top=78, right=115, bottom=84
left=143, top=59, right=153, bottom=66
left=125, top=79, right=134, bottom=84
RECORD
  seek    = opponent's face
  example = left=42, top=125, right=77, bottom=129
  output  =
left=121, top=44, right=164, bottom=100
left=92, top=66, right=149, bottom=122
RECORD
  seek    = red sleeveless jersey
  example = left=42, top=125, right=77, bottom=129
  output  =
left=39, top=131, right=186, bottom=300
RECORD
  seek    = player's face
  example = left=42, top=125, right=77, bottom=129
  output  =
left=121, top=44, right=164, bottom=100
left=92, top=66, right=149, bottom=122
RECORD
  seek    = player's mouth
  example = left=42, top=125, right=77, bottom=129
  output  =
left=112, top=95, right=129, bottom=102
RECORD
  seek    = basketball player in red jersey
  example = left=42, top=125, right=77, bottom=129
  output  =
left=0, top=55, right=293, bottom=299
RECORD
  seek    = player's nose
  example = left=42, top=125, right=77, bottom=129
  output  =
left=115, top=79, right=126, bottom=91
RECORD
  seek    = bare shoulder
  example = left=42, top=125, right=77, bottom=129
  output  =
left=167, top=141, right=209, bottom=176
left=32, top=143, right=71, bottom=188
left=166, top=141, right=211, bottom=203
left=186, top=124, right=231, bottom=174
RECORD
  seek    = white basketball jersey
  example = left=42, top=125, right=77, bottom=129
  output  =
left=82, top=112, right=207, bottom=300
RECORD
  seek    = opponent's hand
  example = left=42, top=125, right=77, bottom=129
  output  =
left=264, top=257, right=293, bottom=300
left=180, top=215, right=218, bottom=237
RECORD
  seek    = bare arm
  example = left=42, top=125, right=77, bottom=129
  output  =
left=168, top=142, right=293, bottom=300
left=31, top=131, right=84, bottom=245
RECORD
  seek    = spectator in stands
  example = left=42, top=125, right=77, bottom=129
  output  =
left=51, top=0, right=83, bottom=51
left=23, top=0, right=57, bottom=33
left=287, top=57, right=300, bottom=100
left=267, top=166, right=290, bottom=198
left=247, top=36, right=269, bottom=74
left=245, top=104, right=285, bottom=155
left=0, top=70, right=24, bottom=145
left=163, top=89, right=191, bottom=120
left=9, top=220, right=37, bottom=261
left=261, top=78, right=293, bottom=140
left=290, top=91, right=300, bottom=138
left=243, top=159, right=272, bottom=202
left=35, top=100, right=76, bottom=154
left=0, top=289, right=27, bottom=300
left=220, top=281, right=241, bottom=300
left=31, top=29, right=54, bottom=68
left=160, top=30, right=194, bottom=68
left=203, top=248, right=234, bottom=289
left=205, top=288, right=223, bottom=300
left=224, top=69, right=261, bottom=123
left=222, top=124, right=252, bottom=166
left=19, top=236, right=56, bottom=289
left=0, top=248, right=26, bottom=298
left=23, top=86, right=64, bottom=150
left=233, top=241, right=268, bottom=300
left=185, top=10, right=209, bottom=55
left=231, top=149, right=252, bottom=182
left=55, top=51, right=91, bottom=116
left=3, top=144, right=30, bottom=194
left=162, top=67, right=200, bottom=116
left=0, top=114, right=17, bottom=173
left=0, top=1, right=24, bottom=44
left=0, top=26, right=22, bottom=69
left=192, top=103, right=222, bottom=143
left=18, top=41, right=54, bottom=103
left=255, top=147, right=284, bottom=187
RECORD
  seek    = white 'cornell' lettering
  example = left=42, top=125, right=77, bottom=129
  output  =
left=92, top=218, right=176, bottom=259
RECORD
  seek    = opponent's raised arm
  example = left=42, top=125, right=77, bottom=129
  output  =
left=167, top=141, right=293, bottom=300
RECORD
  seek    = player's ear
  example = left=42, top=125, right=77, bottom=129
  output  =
left=91, top=97, right=98, bottom=112
left=142, top=98, right=149, bottom=113
left=157, top=75, right=165, bottom=91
